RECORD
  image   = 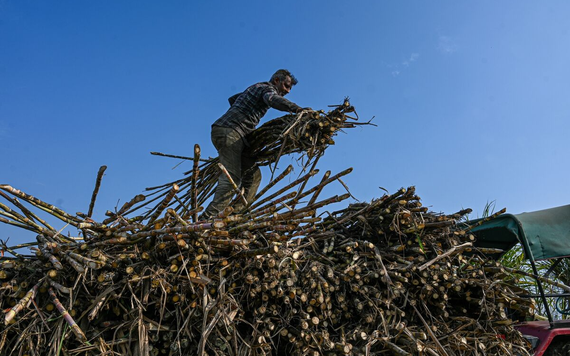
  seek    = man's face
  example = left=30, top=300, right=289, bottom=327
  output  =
left=275, top=76, right=293, bottom=96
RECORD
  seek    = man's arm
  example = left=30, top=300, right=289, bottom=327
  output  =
left=262, top=90, right=302, bottom=113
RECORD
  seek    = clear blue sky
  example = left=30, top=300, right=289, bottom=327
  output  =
left=2, top=1, right=569, bottom=246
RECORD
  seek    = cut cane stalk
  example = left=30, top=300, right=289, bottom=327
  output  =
left=48, top=288, right=87, bottom=342
left=0, top=185, right=82, bottom=226
left=87, top=166, right=107, bottom=218
left=146, top=184, right=179, bottom=226
left=253, top=164, right=293, bottom=202
left=248, top=170, right=318, bottom=211
left=191, top=144, right=201, bottom=223
left=217, top=163, right=248, bottom=207
left=5, top=281, right=41, bottom=324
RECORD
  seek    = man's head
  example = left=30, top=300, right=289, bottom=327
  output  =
left=270, top=69, right=298, bottom=96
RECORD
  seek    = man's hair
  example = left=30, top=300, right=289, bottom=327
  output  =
left=270, top=69, right=298, bottom=86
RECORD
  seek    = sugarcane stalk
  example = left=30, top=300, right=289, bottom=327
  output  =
left=217, top=163, right=248, bottom=206
left=88, top=295, right=108, bottom=321
left=146, top=183, right=179, bottom=225
left=278, top=193, right=351, bottom=219
left=382, top=339, right=413, bottom=356
left=0, top=241, right=27, bottom=259
left=118, top=194, right=146, bottom=217
left=287, top=167, right=353, bottom=207
left=191, top=144, right=201, bottom=223
left=325, top=188, right=406, bottom=229
left=121, top=190, right=166, bottom=217
left=289, top=225, right=319, bottom=238
left=5, top=281, right=40, bottom=324
left=418, top=243, right=473, bottom=272
left=167, top=208, right=188, bottom=226
left=2, top=242, right=38, bottom=257
left=196, top=180, right=217, bottom=207
left=0, top=185, right=81, bottom=226
left=248, top=192, right=297, bottom=219
left=128, top=221, right=225, bottom=241
left=215, top=206, right=234, bottom=219
left=0, top=191, right=57, bottom=232
left=150, top=151, right=210, bottom=162
left=61, top=253, right=85, bottom=273
left=228, top=221, right=272, bottom=234
left=48, top=288, right=88, bottom=342
left=269, top=224, right=297, bottom=232
left=36, top=233, right=64, bottom=249
left=290, top=154, right=322, bottom=209
left=207, top=238, right=250, bottom=247
left=170, top=193, right=190, bottom=216
left=235, top=244, right=279, bottom=258
left=66, top=251, right=106, bottom=269
left=87, top=165, right=107, bottom=218
left=407, top=297, right=450, bottom=356
left=38, top=243, right=64, bottom=270
left=282, top=110, right=310, bottom=137
left=181, top=206, right=203, bottom=220
left=0, top=216, right=36, bottom=232
left=0, top=202, right=44, bottom=231
left=462, top=208, right=507, bottom=232
left=268, top=135, right=288, bottom=180
left=48, top=279, right=71, bottom=294
left=307, top=170, right=331, bottom=207
left=248, top=170, right=318, bottom=211
left=253, top=164, right=293, bottom=203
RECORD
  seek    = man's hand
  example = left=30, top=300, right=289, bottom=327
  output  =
left=296, top=107, right=313, bottom=113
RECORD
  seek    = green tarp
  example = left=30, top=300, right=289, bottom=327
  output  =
left=470, top=204, right=570, bottom=261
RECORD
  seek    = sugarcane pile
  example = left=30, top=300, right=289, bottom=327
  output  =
left=0, top=102, right=535, bottom=355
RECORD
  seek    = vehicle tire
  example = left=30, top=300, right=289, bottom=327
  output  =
left=544, top=336, right=570, bottom=356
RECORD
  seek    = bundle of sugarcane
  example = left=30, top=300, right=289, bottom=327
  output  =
left=244, top=98, right=362, bottom=165
left=141, top=99, right=370, bottom=222
left=0, top=161, right=537, bottom=355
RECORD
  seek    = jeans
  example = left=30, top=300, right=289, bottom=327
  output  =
left=202, top=126, right=261, bottom=218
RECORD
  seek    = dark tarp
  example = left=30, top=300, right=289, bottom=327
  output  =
left=470, top=204, right=570, bottom=261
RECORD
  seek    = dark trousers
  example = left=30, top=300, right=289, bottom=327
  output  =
left=203, top=126, right=261, bottom=218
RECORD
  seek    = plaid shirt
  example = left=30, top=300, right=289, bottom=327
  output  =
left=213, top=81, right=301, bottom=139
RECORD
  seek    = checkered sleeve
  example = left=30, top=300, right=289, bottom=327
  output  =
left=262, top=87, right=302, bottom=113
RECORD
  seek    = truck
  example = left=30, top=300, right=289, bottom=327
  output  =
left=470, top=204, right=570, bottom=355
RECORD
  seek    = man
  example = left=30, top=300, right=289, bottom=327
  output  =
left=201, top=69, right=306, bottom=219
